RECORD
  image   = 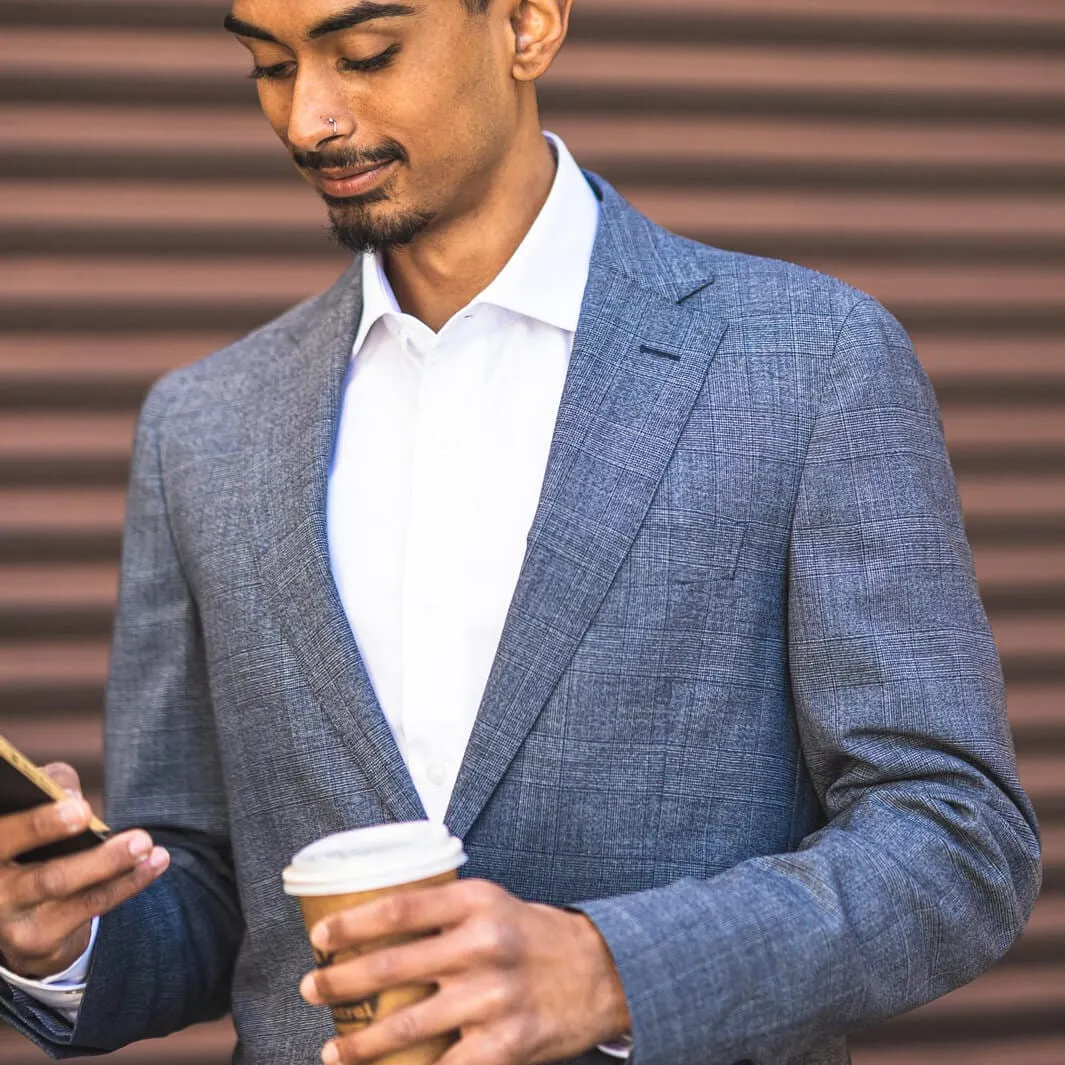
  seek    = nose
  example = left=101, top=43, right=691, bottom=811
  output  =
left=287, top=69, right=349, bottom=152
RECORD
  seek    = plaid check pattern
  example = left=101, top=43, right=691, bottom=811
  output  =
left=1, top=175, right=1040, bottom=1065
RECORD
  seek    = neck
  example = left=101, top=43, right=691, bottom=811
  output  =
left=381, top=127, right=557, bottom=333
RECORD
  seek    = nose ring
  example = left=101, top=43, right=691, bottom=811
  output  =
left=324, top=116, right=339, bottom=137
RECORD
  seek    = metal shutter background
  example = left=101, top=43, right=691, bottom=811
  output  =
left=1, top=1, right=1062, bottom=1061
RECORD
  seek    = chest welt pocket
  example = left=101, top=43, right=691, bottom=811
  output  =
left=662, top=512, right=747, bottom=583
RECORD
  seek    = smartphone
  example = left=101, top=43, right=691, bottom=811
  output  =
left=0, top=734, right=110, bottom=863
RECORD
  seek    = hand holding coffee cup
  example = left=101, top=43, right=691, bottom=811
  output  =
left=286, top=822, right=631, bottom=1065
left=284, top=822, right=467, bottom=1065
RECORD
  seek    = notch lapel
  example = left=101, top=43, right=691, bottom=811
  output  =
left=246, top=264, right=425, bottom=824
left=446, top=257, right=728, bottom=839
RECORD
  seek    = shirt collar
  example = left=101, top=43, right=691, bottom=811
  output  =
left=352, top=132, right=600, bottom=355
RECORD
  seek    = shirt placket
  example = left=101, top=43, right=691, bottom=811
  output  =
left=399, top=322, right=466, bottom=822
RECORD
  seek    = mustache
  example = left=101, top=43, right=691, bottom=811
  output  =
left=292, top=140, right=406, bottom=172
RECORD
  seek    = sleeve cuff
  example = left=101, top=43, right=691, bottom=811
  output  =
left=597, top=1034, right=634, bottom=1058
left=0, top=916, right=99, bottom=1023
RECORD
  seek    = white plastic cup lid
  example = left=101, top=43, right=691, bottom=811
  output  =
left=282, top=821, right=467, bottom=897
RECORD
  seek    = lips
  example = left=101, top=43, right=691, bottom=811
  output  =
left=315, top=159, right=396, bottom=198
left=319, top=160, right=387, bottom=181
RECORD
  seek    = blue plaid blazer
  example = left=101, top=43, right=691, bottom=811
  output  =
left=2, top=173, right=1041, bottom=1065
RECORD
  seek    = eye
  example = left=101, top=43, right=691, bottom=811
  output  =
left=338, top=43, right=399, bottom=73
left=248, top=61, right=296, bottom=81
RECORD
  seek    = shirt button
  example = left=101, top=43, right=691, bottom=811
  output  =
left=427, top=763, right=447, bottom=787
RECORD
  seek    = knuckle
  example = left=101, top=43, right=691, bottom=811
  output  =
left=479, top=1021, right=525, bottom=1065
left=464, top=880, right=502, bottom=910
left=481, top=977, right=513, bottom=1016
left=368, top=947, right=399, bottom=984
left=501, top=1016, right=535, bottom=1063
left=389, top=1007, right=422, bottom=1045
left=82, top=883, right=112, bottom=915
left=32, top=863, right=63, bottom=901
left=5, top=919, right=44, bottom=959
left=30, top=804, right=60, bottom=842
left=468, top=917, right=507, bottom=960
left=83, top=871, right=133, bottom=916
left=378, top=892, right=409, bottom=930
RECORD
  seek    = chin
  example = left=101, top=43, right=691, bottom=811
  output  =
left=328, top=204, right=438, bottom=256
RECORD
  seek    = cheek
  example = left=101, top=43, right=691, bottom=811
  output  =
left=256, top=85, right=294, bottom=144
left=422, top=54, right=512, bottom=150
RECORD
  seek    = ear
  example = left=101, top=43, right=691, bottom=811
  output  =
left=509, top=0, right=573, bottom=82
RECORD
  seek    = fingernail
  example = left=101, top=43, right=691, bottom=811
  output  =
left=148, top=847, right=169, bottom=871
left=128, top=835, right=152, bottom=860
left=310, top=924, right=329, bottom=951
left=57, top=799, right=86, bottom=829
left=300, top=974, right=320, bottom=1003
left=322, top=1042, right=339, bottom=1065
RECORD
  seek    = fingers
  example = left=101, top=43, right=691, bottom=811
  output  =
left=41, top=763, right=82, bottom=797
left=5, top=831, right=166, bottom=910
left=303, top=925, right=471, bottom=1007
left=0, top=797, right=94, bottom=864
left=39, top=845, right=170, bottom=944
left=0, top=838, right=169, bottom=973
left=306, top=890, right=628, bottom=1065
left=312, top=880, right=508, bottom=956
left=326, top=977, right=522, bottom=1065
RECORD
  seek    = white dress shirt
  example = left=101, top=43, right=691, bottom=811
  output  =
left=2, top=134, right=605, bottom=1035
left=328, top=132, right=599, bottom=823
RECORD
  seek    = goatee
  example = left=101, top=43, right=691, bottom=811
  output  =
left=324, top=195, right=436, bottom=256
left=292, top=139, right=435, bottom=254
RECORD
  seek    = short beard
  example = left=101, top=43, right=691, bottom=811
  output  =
left=324, top=193, right=436, bottom=256
left=291, top=139, right=435, bottom=255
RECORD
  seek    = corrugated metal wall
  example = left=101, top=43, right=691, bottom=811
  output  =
left=1, top=0, right=1062, bottom=1062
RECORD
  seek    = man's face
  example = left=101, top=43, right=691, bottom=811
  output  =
left=226, top=0, right=522, bottom=254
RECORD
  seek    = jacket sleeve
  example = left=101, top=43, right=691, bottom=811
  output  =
left=573, top=297, right=1042, bottom=1065
left=0, top=381, right=244, bottom=1057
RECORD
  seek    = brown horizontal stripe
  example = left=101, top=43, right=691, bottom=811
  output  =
left=7, top=109, right=1065, bottom=173
left=0, top=414, right=135, bottom=460
left=0, top=640, right=110, bottom=685
left=5, top=32, right=1064, bottom=100
left=0, top=410, right=1061, bottom=466
left=6, top=183, right=1065, bottom=244
left=852, top=1037, right=1065, bottom=1065
left=0, top=332, right=230, bottom=382
left=0, top=335, right=1060, bottom=388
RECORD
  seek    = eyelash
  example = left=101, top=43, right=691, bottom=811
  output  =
left=341, top=43, right=400, bottom=73
left=248, top=44, right=399, bottom=81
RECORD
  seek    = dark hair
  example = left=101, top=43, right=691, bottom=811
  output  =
left=463, top=0, right=490, bottom=10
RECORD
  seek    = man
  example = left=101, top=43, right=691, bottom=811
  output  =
left=0, top=0, right=1041, bottom=1062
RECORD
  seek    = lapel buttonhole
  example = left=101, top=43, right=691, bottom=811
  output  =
left=639, top=344, right=681, bottom=362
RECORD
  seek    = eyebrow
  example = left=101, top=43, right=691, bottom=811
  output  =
left=223, top=3, right=418, bottom=45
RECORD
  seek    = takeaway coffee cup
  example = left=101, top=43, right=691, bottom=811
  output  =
left=283, top=821, right=468, bottom=1065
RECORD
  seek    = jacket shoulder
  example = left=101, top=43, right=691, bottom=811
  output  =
left=145, top=290, right=326, bottom=415
left=664, top=230, right=913, bottom=361
left=139, top=256, right=361, bottom=427
left=668, top=231, right=875, bottom=324
left=592, top=175, right=875, bottom=325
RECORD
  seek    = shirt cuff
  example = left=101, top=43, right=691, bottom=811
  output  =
left=597, top=1034, right=634, bottom=1059
left=0, top=916, right=98, bottom=1024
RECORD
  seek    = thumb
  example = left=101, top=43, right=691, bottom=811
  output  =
left=42, top=762, right=83, bottom=798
